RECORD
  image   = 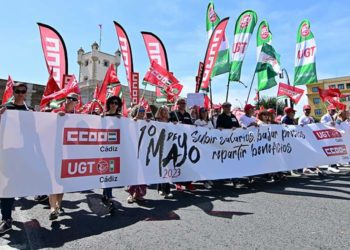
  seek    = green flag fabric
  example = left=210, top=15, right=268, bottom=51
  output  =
left=294, top=20, right=317, bottom=85
left=229, top=10, right=257, bottom=82
left=206, top=2, right=230, bottom=77
left=256, top=43, right=281, bottom=91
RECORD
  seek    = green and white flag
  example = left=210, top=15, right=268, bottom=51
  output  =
left=206, top=1, right=230, bottom=76
left=256, top=21, right=276, bottom=91
left=256, top=43, right=281, bottom=91
left=294, top=19, right=317, bottom=85
left=229, top=10, right=257, bottom=81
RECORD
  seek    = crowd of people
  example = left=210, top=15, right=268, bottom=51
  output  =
left=0, top=82, right=349, bottom=235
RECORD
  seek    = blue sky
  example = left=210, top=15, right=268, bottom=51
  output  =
left=0, top=0, right=349, bottom=114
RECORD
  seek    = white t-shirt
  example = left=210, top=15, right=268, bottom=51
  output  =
left=321, top=113, right=334, bottom=124
left=298, top=115, right=315, bottom=125
left=239, top=115, right=257, bottom=128
left=194, top=119, right=214, bottom=129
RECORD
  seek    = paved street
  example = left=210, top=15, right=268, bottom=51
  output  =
left=1, top=168, right=350, bottom=250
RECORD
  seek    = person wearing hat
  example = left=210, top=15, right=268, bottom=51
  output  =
left=320, top=105, right=336, bottom=126
left=239, top=104, right=258, bottom=128
left=320, top=105, right=341, bottom=173
left=169, top=98, right=192, bottom=125
left=297, top=105, right=325, bottom=176
left=281, top=107, right=296, bottom=125
left=216, top=102, right=240, bottom=129
left=298, top=105, right=315, bottom=126
left=0, top=82, right=33, bottom=234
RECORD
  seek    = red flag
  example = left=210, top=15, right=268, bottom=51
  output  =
left=199, top=17, right=230, bottom=92
left=144, top=60, right=180, bottom=89
left=40, top=71, right=61, bottom=108
left=114, top=21, right=134, bottom=92
left=40, top=75, right=80, bottom=107
left=139, top=97, right=151, bottom=112
left=204, top=95, right=211, bottom=109
left=130, top=72, right=139, bottom=105
left=97, top=64, right=120, bottom=105
left=317, top=87, right=345, bottom=102
left=2, top=76, right=14, bottom=105
left=141, top=31, right=169, bottom=99
left=326, top=97, right=347, bottom=111
left=38, top=23, right=68, bottom=89
left=277, top=82, right=304, bottom=104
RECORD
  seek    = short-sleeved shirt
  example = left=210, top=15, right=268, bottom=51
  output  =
left=281, top=116, right=296, bottom=125
left=298, top=115, right=315, bottom=125
left=169, top=110, right=193, bottom=125
left=239, top=114, right=257, bottom=128
left=3, top=103, right=32, bottom=111
left=194, top=119, right=214, bottom=129
left=321, top=113, right=334, bottom=124
left=216, top=113, right=240, bottom=129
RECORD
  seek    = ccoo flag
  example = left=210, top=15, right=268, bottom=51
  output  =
left=38, top=23, right=69, bottom=89
left=294, top=20, right=317, bottom=85
left=256, top=43, right=281, bottom=91
left=206, top=1, right=230, bottom=77
left=229, top=10, right=257, bottom=82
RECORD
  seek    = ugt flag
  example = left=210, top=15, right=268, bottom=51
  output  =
left=256, top=43, right=281, bottom=91
left=294, top=20, right=317, bottom=85
left=206, top=2, right=230, bottom=77
left=229, top=10, right=257, bottom=82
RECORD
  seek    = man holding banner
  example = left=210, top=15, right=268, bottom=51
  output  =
left=0, top=82, right=31, bottom=234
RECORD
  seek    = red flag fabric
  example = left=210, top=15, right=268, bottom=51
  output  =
left=277, top=82, right=304, bottom=104
left=38, top=23, right=68, bottom=89
left=204, top=95, right=211, bottom=109
left=139, top=97, right=151, bottom=112
left=199, top=17, right=230, bottom=92
left=114, top=21, right=134, bottom=92
left=97, top=64, right=120, bottom=105
left=93, top=83, right=99, bottom=99
left=2, top=76, right=14, bottom=105
left=317, top=87, right=345, bottom=102
left=130, top=72, right=139, bottom=105
left=326, top=97, right=347, bottom=111
left=141, top=31, right=169, bottom=99
left=40, top=71, right=61, bottom=108
left=144, top=60, right=181, bottom=90
left=40, top=75, right=80, bottom=107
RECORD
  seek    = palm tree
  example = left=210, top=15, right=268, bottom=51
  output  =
left=254, top=96, right=287, bottom=115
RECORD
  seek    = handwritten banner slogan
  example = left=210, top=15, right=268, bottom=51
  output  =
left=0, top=111, right=349, bottom=197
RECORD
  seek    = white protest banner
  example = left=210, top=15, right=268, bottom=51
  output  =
left=0, top=111, right=349, bottom=198
left=186, top=93, right=204, bottom=108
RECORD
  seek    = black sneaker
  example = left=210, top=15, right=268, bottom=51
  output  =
left=34, top=195, right=49, bottom=202
left=49, top=211, right=59, bottom=221
left=0, top=219, right=12, bottom=234
left=101, top=196, right=112, bottom=206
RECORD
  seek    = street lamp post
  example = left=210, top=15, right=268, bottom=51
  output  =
left=279, top=68, right=293, bottom=108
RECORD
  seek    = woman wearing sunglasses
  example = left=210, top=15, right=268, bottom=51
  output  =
left=100, top=96, right=122, bottom=212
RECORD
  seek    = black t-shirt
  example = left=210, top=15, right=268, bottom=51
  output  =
left=281, top=116, right=295, bottom=125
left=169, top=110, right=193, bottom=125
left=2, top=103, right=32, bottom=111
left=216, top=113, right=240, bottom=129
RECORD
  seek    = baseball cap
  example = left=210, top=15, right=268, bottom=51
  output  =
left=303, top=105, right=311, bottom=110
left=284, top=107, right=296, bottom=114
left=67, top=92, right=79, bottom=100
left=267, top=108, right=276, bottom=115
left=244, top=104, right=255, bottom=112
left=327, top=104, right=336, bottom=111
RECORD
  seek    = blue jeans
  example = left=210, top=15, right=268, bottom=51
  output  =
left=1, top=198, right=14, bottom=220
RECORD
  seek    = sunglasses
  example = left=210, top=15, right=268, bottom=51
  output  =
left=14, top=89, right=27, bottom=94
left=67, top=97, right=78, bottom=102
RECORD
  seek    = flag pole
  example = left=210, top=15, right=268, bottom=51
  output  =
left=245, top=66, right=257, bottom=105
left=225, top=77, right=230, bottom=102
left=99, top=24, right=102, bottom=51
left=209, top=78, right=213, bottom=108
